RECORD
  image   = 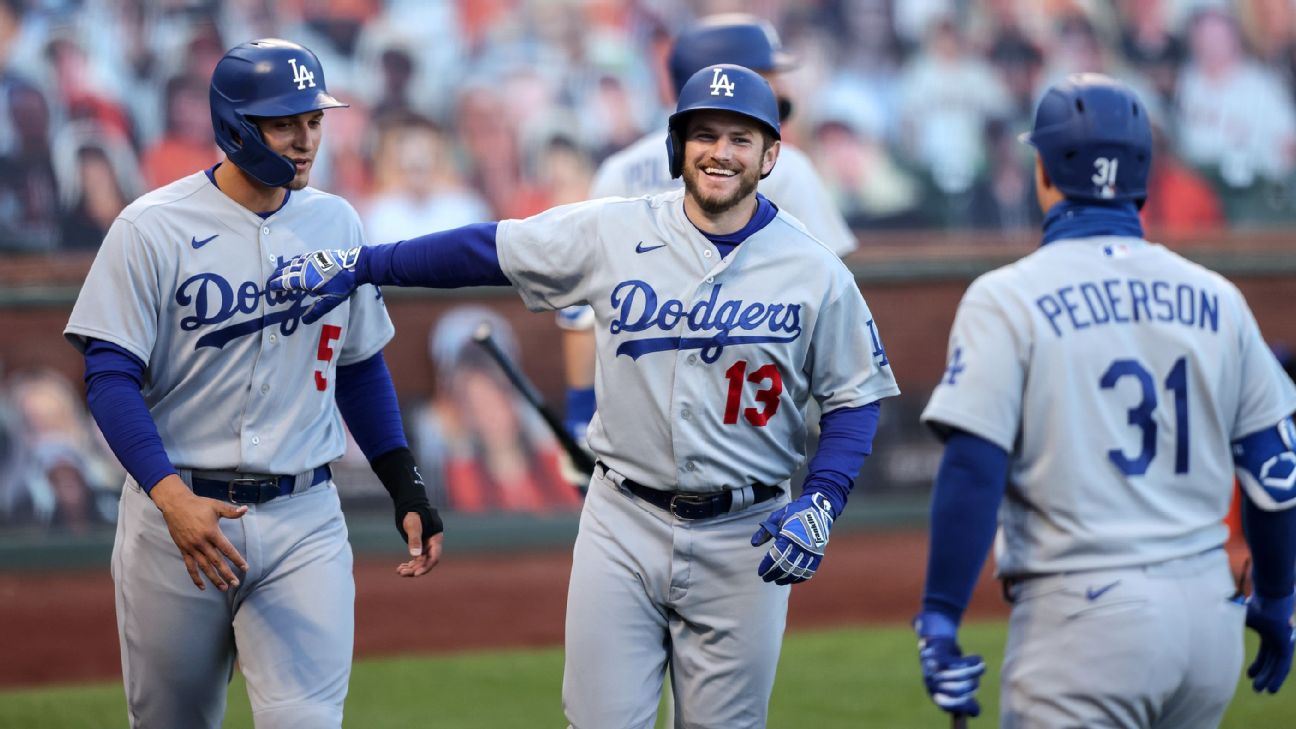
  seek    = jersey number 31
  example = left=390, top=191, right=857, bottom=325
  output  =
left=1100, top=356, right=1190, bottom=476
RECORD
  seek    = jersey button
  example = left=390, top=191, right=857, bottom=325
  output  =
left=685, top=461, right=696, bottom=472
left=251, top=436, right=261, bottom=446
left=687, top=354, right=698, bottom=365
left=269, top=334, right=277, bottom=343
left=705, top=276, right=714, bottom=283
left=260, top=384, right=270, bottom=394
left=681, top=409, right=691, bottom=420
left=703, top=250, right=712, bottom=258
left=262, top=226, right=271, bottom=235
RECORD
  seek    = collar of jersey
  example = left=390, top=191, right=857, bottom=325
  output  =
left=1040, top=200, right=1143, bottom=246
left=690, top=193, right=778, bottom=259
left=205, top=163, right=292, bottom=220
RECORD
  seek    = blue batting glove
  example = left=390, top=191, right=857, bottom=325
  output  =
left=914, top=610, right=986, bottom=718
left=1246, top=591, right=1296, bottom=694
left=750, top=492, right=834, bottom=585
left=269, top=247, right=361, bottom=324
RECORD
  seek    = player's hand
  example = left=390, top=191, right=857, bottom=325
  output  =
left=395, top=509, right=444, bottom=578
left=269, top=247, right=361, bottom=325
left=750, top=492, right=834, bottom=584
left=1246, top=591, right=1296, bottom=693
left=149, top=475, right=249, bottom=592
left=914, top=610, right=986, bottom=717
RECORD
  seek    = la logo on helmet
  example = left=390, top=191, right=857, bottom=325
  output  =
left=709, top=67, right=735, bottom=97
left=288, top=58, right=317, bottom=91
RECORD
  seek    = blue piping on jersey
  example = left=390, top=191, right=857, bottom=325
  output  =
left=1041, top=200, right=1143, bottom=245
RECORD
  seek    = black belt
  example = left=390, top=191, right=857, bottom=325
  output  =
left=600, top=462, right=782, bottom=520
left=190, top=465, right=331, bottom=504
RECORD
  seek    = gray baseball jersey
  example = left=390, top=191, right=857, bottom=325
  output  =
left=923, top=235, right=1296, bottom=577
left=65, top=172, right=393, bottom=472
left=590, top=131, right=858, bottom=256
left=64, top=170, right=391, bottom=728
left=499, top=189, right=897, bottom=492
left=496, top=188, right=896, bottom=727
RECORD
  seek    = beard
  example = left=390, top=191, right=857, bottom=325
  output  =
left=683, top=160, right=761, bottom=215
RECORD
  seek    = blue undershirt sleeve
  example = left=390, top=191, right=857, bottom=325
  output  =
left=357, top=222, right=510, bottom=288
left=1242, top=498, right=1296, bottom=598
left=82, top=339, right=177, bottom=493
left=335, top=352, right=408, bottom=462
left=920, top=429, right=1011, bottom=624
left=800, top=401, right=881, bottom=515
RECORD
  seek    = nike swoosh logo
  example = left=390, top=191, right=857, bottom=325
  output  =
left=191, top=234, right=219, bottom=249
left=635, top=241, right=666, bottom=254
left=1085, top=580, right=1121, bottom=601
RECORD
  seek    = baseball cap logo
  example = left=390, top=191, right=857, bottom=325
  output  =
left=288, top=58, right=317, bottom=91
left=709, top=67, right=735, bottom=97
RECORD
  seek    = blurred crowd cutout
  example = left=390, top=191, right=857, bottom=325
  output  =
left=408, top=306, right=583, bottom=514
left=3, top=0, right=1296, bottom=253
left=0, top=368, right=121, bottom=532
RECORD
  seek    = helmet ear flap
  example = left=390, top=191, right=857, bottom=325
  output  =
left=667, top=127, right=684, bottom=179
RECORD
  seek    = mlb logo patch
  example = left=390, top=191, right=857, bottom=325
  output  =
left=1103, top=242, right=1132, bottom=258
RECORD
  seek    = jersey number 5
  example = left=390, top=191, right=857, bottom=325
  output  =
left=1100, top=356, right=1189, bottom=476
left=724, top=360, right=782, bottom=426
left=315, top=324, right=343, bottom=391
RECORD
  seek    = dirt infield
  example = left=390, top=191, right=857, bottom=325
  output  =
left=1, top=528, right=1008, bottom=689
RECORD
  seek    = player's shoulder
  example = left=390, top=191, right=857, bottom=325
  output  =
left=766, top=209, right=847, bottom=269
left=117, top=171, right=212, bottom=224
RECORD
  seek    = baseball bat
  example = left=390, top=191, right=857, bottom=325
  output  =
left=952, top=714, right=969, bottom=729
left=472, top=322, right=597, bottom=480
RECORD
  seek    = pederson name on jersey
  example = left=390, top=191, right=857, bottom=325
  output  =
left=1035, top=277, right=1220, bottom=338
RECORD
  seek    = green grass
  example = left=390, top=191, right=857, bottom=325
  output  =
left=1, top=623, right=1291, bottom=728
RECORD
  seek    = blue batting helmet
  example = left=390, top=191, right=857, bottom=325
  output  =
left=210, top=38, right=348, bottom=188
left=1020, top=73, right=1152, bottom=205
left=666, top=64, right=781, bottom=180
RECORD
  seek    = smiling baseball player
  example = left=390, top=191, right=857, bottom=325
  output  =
left=914, top=73, right=1296, bottom=728
left=559, top=13, right=857, bottom=443
left=270, top=64, right=899, bottom=728
left=64, top=39, right=442, bottom=729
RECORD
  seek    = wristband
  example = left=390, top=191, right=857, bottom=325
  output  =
left=371, top=447, right=444, bottom=541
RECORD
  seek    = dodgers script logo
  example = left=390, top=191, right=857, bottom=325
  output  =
left=610, top=280, right=801, bottom=363
left=175, top=269, right=313, bottom=350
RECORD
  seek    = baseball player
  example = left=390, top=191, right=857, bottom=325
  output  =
left=914, top=73, right=1296, bottom=728
left=559, top=13, right=858, bottom=443
left=270, top=64, right=899, bottom=728
left=63, top=39, right=442, bottom=729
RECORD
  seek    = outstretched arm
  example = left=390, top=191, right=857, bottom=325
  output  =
left=270, top=223, right=510, bottom=323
